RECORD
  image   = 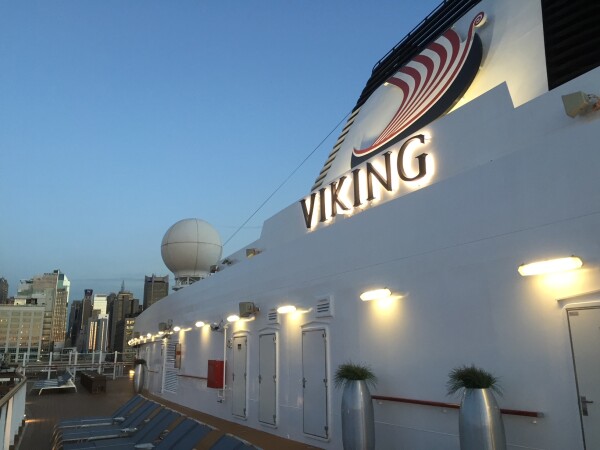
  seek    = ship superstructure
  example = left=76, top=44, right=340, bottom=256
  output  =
left=133, top=1, right=600, bottom=448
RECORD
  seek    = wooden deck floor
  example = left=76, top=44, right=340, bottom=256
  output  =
left=17, top=376, right=322, bottom=450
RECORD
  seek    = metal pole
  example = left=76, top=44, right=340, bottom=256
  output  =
left=113, top=352, right=118, bottom=380
left=48, top=352, right=53, bottom=380
left=73, top=351, right=78, bottom=377
left=98, top=350, right=103, bottom=374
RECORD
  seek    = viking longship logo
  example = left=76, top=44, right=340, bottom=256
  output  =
left=351, top=12, right=486, bottom=167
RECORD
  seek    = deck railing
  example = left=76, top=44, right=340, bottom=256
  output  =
left=0, top=371, right=26, bottom=450
left=20, top=351, right=136, bottom=380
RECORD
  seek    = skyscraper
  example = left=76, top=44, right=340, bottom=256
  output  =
left=0, top=278, right=8, bottom=304
left=108, top=285, right=139, bottom=351
left=143, top=275, right=169, bottom=310
left=76, top=289, right=93, bottom=352
left=16, top=270, right=70, bottom=351
left=67, top=300, right=82, bottom=347
left=0, top=303, right=45, bottom=362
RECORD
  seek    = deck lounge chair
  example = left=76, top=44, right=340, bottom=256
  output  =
left=143, top=418, right=214, bottom=450
left=54, top=395, right=146, bottom=431
left=60, top=408, right=183, bottom=450
left=209, top=433, right=262, bottom=450
left=31, top=370, right=77, bottom=395
left=52, top=401, right=161, bottom=450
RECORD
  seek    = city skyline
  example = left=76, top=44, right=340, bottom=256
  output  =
left=1, top=1, right=441, bottom=299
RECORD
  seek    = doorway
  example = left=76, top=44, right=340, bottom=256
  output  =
left=302, top=328, right=328, bottom=439
left=231, top=335, right=248, bottom=418
left=568, top=306, right=600, bottom=449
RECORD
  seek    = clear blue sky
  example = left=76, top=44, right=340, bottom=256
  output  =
left=1, top=0, right=441, bottom=300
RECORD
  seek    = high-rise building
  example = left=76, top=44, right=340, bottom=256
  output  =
left=76, top=290, right=93, bottom=352
left=16, top=270, right=70, bottom=352
left=89, top=313, right=109, bottom=352
left=0, top=304, right=45, bottom=362
left=0, top=278, right=8, bottom=304
left=143, top=275, right=169, bottom=310
left=93, top=294, right=108, bottom=315
left=67, top=300, right=82, bottom=347
left=114, top=315, right=137, bottom=354
left=108, top=285, right=139, bottom=351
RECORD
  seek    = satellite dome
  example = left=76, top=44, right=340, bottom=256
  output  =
left=161, top=218, right=222, bottom=289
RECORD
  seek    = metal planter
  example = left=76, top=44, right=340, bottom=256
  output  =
left=341, top=380, right=375, bottom=450
left=133, top=363, right=146, bottom=393
left=459, top=388, right=506, bottom=450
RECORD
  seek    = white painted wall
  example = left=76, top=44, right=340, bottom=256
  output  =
left=134, top=64, right=600, bottom=449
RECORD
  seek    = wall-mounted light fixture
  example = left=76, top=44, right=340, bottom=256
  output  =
left=173, top=326, right=181, bottom=332
left=146, top=333, right=152, bottom=338
left=518, top=256, right=583, bottom=276
left=246, top=248, right=261, bottom=258
left=239, top=302, right=259, bottom=318
left=360, top=288, right=393, bottom=302
left=562, top=91, right=600, bottom=118
left=277, top=305, right=297, bottom=314
left=227, top=314, right=240, bottom=323
left=210, top=320, right=224, bottom=332
left=195, top=321, right=205, bottom=328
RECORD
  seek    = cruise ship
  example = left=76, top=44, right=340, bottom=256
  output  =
left=130, top=0, right=600, bottom=449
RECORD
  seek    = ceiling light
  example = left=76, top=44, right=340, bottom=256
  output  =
left=518, top=256, right=583, bottom=276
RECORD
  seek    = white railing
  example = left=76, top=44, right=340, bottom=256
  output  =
left=0, top=373, right=26, bottom=450
left=20, top=351, right=136, bottom=380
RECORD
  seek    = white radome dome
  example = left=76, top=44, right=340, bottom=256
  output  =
left=161, top=219, right=222, bottom=286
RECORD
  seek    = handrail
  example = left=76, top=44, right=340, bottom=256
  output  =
left=0, top=374, right=26, bottom=410
left=177, top=374, right=208, bottom=380
left=371, top=395, right=544, bottom=418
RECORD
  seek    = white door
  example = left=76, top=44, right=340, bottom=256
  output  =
left=568, top=307, right=600, bottom=449
left=232, top=335, right=248, bottom=418
left=302, top=329, right=328, bottom=438
left=259, top=333, right=277, bottom=425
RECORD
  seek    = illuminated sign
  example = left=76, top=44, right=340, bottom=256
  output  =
left=300, top=12, right=486, bottom=229
left=301, top=134, right=430, bottom=229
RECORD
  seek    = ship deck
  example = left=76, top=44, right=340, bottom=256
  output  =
left=18, top=376, right=321, bottom=450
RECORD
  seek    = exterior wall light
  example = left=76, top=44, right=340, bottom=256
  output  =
left=360, top=288, right=392, bottom=301
left=227, top=315, right=240, bottom=323
left=173, top=326, right=181, bottom=332
left=518, top=256, right=583, bottom=276
left=195, top=321, right=205, bottom=328
left=277, top=305, right=297, bottom=314
left=246, top=248, right=261, bottom=258
left=146, top=333, right=152, bottom=338
left=562, top=91, right=600, bottom=118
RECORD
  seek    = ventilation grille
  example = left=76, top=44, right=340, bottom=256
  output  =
left=163, top=336, right=179, bottom=394
left=267, top=308, right=279, bottom=324
left=542, top=0, right=600, bottom=89
left=315, top=297, right=333, bottom=318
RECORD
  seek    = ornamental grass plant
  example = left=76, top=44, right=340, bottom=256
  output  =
left=334, top=362, right=378, bottom=389
left=447, top=364, right=502, bottom=396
